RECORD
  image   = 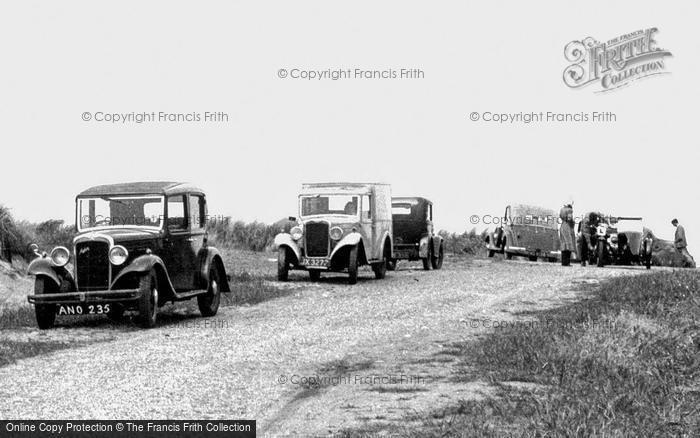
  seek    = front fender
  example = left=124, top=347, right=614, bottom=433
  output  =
left=274, top=233, right=302, bottom=264
left=27, top=257, right=75, bottom=290
left=110, top=254, right=174, bottom=293
left=199, top=247, right=231, bottom=292
left=330, top=232, right=362, bottom=259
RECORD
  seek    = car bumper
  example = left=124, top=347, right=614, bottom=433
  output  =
left=27, top=289, right=142, bottom=305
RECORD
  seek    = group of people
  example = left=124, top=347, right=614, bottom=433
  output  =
left=557, top=203, right=696, bottom=268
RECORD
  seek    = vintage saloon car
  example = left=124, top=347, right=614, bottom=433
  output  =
left=27, top=182, right=231, bottom=329
left=388, top=197, right=444, bottom=270
left=275, top=182, right=393, bottom=284
left=486, top=204, right=560, bottom=262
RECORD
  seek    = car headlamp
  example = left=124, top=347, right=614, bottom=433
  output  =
left=330, top=226, right=344, bottom=241
left=50, top=246, right=70, bottom=267
left=290, top=226, right=303, bottom=241
left=109, top=245, right=129, bottom=266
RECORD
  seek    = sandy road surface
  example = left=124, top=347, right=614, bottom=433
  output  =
left=0, top=258, right=650, bottom=436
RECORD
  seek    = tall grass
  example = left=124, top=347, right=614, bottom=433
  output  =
left=0, top=204, right=76, bottom=263
left=207, top=217, right=293, bottom=252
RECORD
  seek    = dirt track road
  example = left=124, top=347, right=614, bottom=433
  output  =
left=0, top=258, right=649, bottom=436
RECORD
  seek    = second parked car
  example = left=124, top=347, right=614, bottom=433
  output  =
left=388, top=197, right=444, bottom=270
left=274, top=182, right=393, bottom=284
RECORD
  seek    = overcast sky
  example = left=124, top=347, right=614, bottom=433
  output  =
left=1, top=1, right=698, bottom=252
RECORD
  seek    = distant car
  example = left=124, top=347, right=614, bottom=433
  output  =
left=274, top=182, right=393, bottom=284
left=592, top=216, right=653, bottom=269
left=388, top=197, right=444, bottom=270
left=486, top=204, right=560, bottom=262
left=27, top=182, right=231, bottom=329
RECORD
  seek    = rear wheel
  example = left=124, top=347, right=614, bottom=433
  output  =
left=488, top=250, right=495, bottom=258
left=309, top=270, right=321, bottom=281
left=528, top=255, right=538, bottom=262
left=506, top=253, right=513, bottom=260
left=432, top=244, right=444, bottom=269
left=34, top=277, right=57, bottom=330
left=644, top=241, right=652, bottom=270
left=387, top=259, right=397, bottom=271
left=138, top=269, right=158, bottom=328
left=198, top=266, right=221, bottom=317
left=277, top=247, right=289, bottom=281
left=422, top=246, right=431, bottom=270
left=348, top=245, right=359, bottom=285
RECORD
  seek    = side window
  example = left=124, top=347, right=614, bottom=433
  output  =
left=190, top=195, right=206, bottom=229
left=428, top=204, right=433, bottom=221
left=361, top=195, right=372, bottom=220
left=167, top=196, right=188, bottom=230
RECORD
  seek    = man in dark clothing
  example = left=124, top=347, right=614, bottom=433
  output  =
left=578, top=212, right=602, bottom=266
left=672, top=219, right=696, bottom=268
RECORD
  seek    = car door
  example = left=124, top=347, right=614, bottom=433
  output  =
left=163, top=195, right=198, bottom=291
left=188, top=194, right=208, bottom=282
left=360, top=194, right=377, bottom=260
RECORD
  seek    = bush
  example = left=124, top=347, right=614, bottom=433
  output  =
left=439, top=228, right=489, bottom=256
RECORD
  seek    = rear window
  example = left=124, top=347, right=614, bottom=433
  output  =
left=392, top=204, right=412, bottom=216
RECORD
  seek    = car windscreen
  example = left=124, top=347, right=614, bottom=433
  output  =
left=78, top=195, right=164, bottom=230
left=301, top=195, right=359, bottom=216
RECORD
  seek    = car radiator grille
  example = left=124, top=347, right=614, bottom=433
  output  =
left=305, top=222, right=329, bottom=257
left=75, top=241, right=110, bottom=291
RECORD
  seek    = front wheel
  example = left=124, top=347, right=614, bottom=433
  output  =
left=488, top=249, right=495, bottom=258
left=387, top=259, right=397, bottom=271
left=34, top=277, right=57, bottom=330
left=309, top=270, right=321, bottom=281
left=348, top=245, right=359, bottom=285
left=277, top=247, right=289, bottom=281
left=138, top=268, right=159, bottom=328
left=198, top=266, right=222, bottom=317
left=432, top=244, right=444, bottom=269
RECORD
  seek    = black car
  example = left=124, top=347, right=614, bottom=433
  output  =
left=27, top=181, right=231, bottom=329
left=388, top=197, right=444, bottom=270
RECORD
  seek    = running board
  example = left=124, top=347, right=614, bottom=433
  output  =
left=172, top=289, right=207, bottom=301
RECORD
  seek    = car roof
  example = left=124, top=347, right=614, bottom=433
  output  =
left=392, top=196, right=431, bottom=205
left=300, top=182, right=388, bottom=195
left=77, top=181, right=204, bottom=197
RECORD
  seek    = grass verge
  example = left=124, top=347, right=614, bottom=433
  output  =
left=339, top=270, right=700, bottom=437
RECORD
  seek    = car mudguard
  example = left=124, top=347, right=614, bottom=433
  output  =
left=330, top=232, right=363, bottom=259
left=110, top=254, right=175, bottom=295
left=27, top=257, right=75, bottom=290
left=274, top=233, right=301, bottom=264
left=199, top=247, right=231, bottom=292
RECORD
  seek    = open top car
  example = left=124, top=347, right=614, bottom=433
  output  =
left=274, top=182, right=393, bottom=284
left=389, top=197, right=444, bottom=270
left=27, top=181, right=231, bottom=329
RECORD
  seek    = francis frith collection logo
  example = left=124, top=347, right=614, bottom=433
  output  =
left=563, top=28, right=672, bottom=92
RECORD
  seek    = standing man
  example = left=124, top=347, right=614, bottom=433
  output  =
left=578, top=211, right=601, bottom=267
left=559, top=203, right=577, bottom=266
left=672, top=219, right=696, bottom=268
